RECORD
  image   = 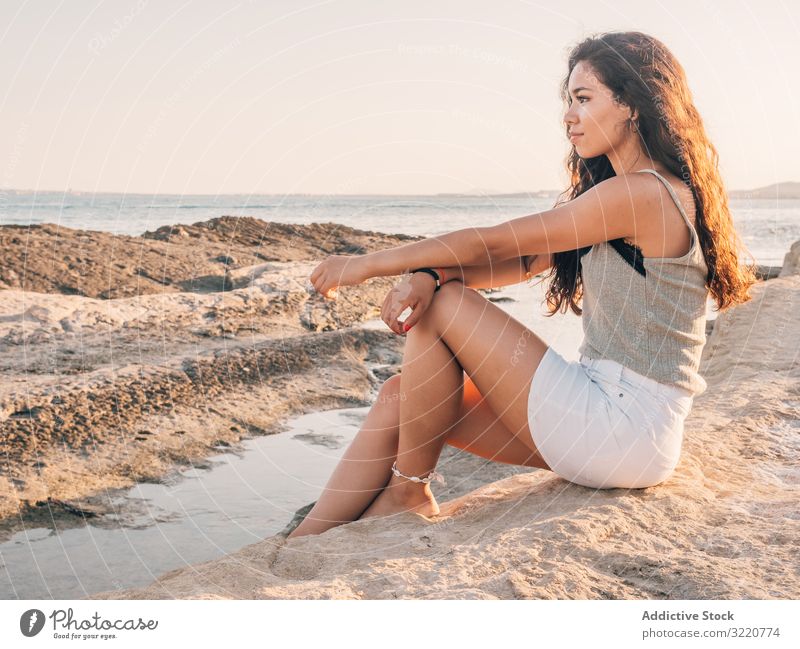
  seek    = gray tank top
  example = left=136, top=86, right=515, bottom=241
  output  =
left=578, top=168, right=710, bottom=396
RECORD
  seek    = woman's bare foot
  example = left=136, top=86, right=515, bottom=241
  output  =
left=359, top=479, right=440, bottom=520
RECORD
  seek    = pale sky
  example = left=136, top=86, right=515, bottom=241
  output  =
left=1, top=0, right=798, bottom=195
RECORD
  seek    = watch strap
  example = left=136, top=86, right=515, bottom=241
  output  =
left=411, top=267, right=441, bottom=291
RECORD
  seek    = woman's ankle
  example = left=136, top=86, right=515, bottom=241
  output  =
left=384, top=475, right=436, bottom=503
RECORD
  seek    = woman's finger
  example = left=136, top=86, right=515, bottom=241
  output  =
left=383, top=297, right=401, bottom=333
left=383, top=288, right=396, bottom=319
left=401, top=299, right=424, bottom=330
left=388, top=296, right=405, bottom=324
left=311, top=262, right=324, bottom=284
left=381, top=293, right=393, bottom=330
left=391, top=298, right=408, bottom=335
left=391, top=301, right=412, bottom=331
left=316, top=277, right=334, bottom=299
left=382, top=291, right=402, bottom=335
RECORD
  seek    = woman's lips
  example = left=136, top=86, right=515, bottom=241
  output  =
left=569, top=133, right=583, bottom=141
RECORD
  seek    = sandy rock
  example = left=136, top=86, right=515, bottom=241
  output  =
left=779, top=239, right=800, bottom=277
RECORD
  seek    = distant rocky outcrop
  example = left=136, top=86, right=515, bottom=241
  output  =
left=0, top=217, right=419, bottom=299
left=728, top=182, right=800, bottom=200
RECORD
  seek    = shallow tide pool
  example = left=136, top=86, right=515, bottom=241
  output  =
left=0, top=405, right=368, bottom=599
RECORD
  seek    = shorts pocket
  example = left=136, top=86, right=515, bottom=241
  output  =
left=590, top=372, right=664, bottom=444
left=663, top=392, right=694, bottom=420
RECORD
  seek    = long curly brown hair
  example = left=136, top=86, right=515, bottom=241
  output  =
left=541, top=30, right=758, bottom=317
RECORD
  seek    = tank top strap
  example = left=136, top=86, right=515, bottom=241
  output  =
left=634, top=168, right=695, bottom=234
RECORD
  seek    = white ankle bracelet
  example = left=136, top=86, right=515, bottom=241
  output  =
left=391, top=460, right=446, bottom=486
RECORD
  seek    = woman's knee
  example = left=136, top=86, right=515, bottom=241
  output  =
left=416, top=281, right=479, bottom=331
left=429, top=281, right=474, bottom=311
left=375, top=374, right=405, bottom=417
left=380, top=373, right=402, bottom=393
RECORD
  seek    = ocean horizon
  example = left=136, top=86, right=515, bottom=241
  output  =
left=2, top=189, right=797, bottom=266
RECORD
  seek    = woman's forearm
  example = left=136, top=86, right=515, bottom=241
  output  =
left=439, top=257, right=527, bottom=289
left=363, top=227, right=494, bottom=279
left=440, top=254, right=552, bottom=289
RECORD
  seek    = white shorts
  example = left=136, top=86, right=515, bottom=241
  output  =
left=527, top=347, right=695, bottom=489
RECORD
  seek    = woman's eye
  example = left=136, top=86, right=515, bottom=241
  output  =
left=577, top=96, right=588, bottom=103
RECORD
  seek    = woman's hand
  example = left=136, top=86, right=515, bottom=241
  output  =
left=381, top=272, right=437, bottom=335
left=309, top=254, right=370, bottom=299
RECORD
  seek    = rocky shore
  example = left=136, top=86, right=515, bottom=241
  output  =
left=0, top=218, right=422, bottom=541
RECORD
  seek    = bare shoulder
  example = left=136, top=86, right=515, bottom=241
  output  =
left=622, top=169, right=697, bottom=222
left=595, top=171, right=663, bottom=204
left=589, top=172, right=668, bottom=223
left=619, top=169, right=698, bottom=255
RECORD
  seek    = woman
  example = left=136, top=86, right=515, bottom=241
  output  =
left=287, top=31, right=756, bottom=538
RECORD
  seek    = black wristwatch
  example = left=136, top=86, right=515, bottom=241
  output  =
left=411, top=267, right=441, bottom=291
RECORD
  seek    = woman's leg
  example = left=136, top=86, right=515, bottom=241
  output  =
left=289, top=368, right=545, bottom=538
left=359, top=314, right=466, bottom=519
left=359, top=281, right=553, bottom=518
left=290, top=281, right=554, bottom=534
left=291, top=317, right=464, bottom=535
left=287, top=376, right=404, bottom=538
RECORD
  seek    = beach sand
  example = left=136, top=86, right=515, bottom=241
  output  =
left=1, top=218, right=797, bottom=599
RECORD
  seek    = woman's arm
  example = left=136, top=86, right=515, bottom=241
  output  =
left=310, top=227, right=499, bottom=298
left=487, top=174, right=650, bottom=261
left=439, top=253, right=553, bottom=289
left=312, top=174, right=648, bottom=298
left=316, top=173, right=645, bottom=296
left=363, top=227, right=495, bottom=278
left=368, top=174, right=643, bottom=279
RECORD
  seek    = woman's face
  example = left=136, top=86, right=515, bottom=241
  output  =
left=563, top=60, right=637, bottom=159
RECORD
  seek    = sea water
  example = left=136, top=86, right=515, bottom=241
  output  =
left=0, top=190, right=795, bottom=266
